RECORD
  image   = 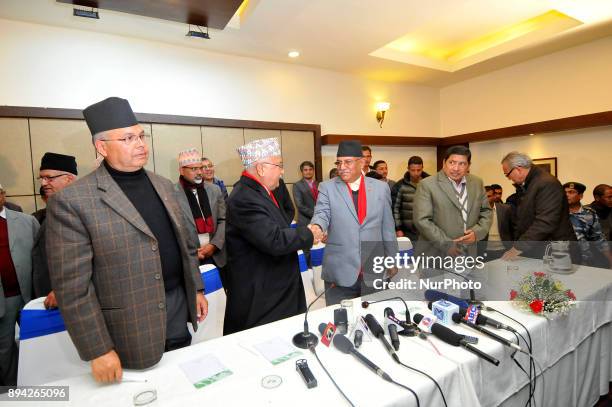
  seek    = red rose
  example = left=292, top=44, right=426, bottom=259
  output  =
left=510, top=290, right=518, bottom=300
left=566, top=290, right=576, bottom=300
left=529, top=299, right=544, bottom=314
left=534, top=272, right=546, bottom=278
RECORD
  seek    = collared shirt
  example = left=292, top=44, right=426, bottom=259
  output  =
left=348, top=177, right=361, bottom=192
left=447, top=176, right=467, bottom=193
left=0, top=207, right=6, bottom=219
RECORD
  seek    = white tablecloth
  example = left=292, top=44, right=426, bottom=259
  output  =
left=3, top=258, right=611, bottom=407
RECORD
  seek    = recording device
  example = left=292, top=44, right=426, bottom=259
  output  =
left=384, top=308, right=400, bottom=351
left=413, top=313, right=500, bottom=366
left=293, top=284, right=335, bottom=349
left=354, top=330, right=363, bottom=348
left=296, top=359, right=317, bottom=389
left=332, top=334, right=392, bottom=382
left=334, top=308, right=348, bottom=334
left=451, top=313, right=524, bottom=352
left=365, top=314, right=399, bottom=363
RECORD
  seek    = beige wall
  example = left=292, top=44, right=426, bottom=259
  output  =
left=470, top=126, right=612, bottom=202
left=440, top=36, right=612, bottom=136
left=0, top=18, right=440, bottom=138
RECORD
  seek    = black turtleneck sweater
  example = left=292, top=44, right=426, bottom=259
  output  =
left=104, top=161, right=183, bottom=291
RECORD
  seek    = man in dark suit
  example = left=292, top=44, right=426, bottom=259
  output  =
left=46, top=97, right=207, bottom=383
left=292, top=161, right=318, bottom=226
left=500, top=151, right=576, bottom=260
left=31, top=152, right=78, bottom=309
left=224, top=138, right=314, bottom=334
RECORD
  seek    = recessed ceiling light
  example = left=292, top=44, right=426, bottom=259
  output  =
left=288, top=51, right=300, bottom=58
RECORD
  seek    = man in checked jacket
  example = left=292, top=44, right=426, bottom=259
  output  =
left=46, top=97, right=207, bottom=383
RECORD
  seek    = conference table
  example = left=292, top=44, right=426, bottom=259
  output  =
left=3, top=257, right=611, bottom=407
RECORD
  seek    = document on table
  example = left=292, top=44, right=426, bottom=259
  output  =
left=253, top=337, right=302, bottom=365
left=179, top=354, right=233, bottom=389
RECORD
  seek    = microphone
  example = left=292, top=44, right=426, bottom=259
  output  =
left=332, top=334, right=392, bottom=382
left=413, top=313, right=500, bottom=366
left=424, top=290, right=470, bottom=309
left=456, top=306, right=516, bottom=332
left=293, top=284, right=335, bottom=349
left=441, top=269, right=481, bottom=305
left=365, top=314, right=399, bottom=363
left=361, top=296, right=410, bottom=324
left=451, top=313, right=524, bottom=353
left=384, top=308, right=400, bottom=351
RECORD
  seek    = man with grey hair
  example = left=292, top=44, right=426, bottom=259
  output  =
left=500, top=151, right=576, bottom=260
left=46, top=97, right=207, bottom=383
left=223, top=138, right=315, bottom=334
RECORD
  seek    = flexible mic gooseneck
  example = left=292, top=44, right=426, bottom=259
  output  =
left=292, top=284, right=335, bottom=349
left=361, top=296, right=410, bottom=323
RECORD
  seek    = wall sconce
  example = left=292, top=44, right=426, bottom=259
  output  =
left=376, top=102, right=390, bottom=127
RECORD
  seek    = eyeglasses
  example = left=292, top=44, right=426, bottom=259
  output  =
left=504, top=167, right=516, bottom=178
left=261, top=162, right=284, bottom=169
left=101, top=133, right=149, bottom=145
left=335, top=159, right=359, bottom=168
left=38, top=174, right=69, bottom=182
left=183, top=166, right=204, bottom=172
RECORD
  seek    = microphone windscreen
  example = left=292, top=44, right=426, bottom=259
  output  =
left=451, top=313, right=462, bottom=323
left=413, top=313, right=424, bottom=324
left=431, top=323, right=463, bottom=346
left=384, top=307, right=395, bottom=318
left=364, top=314, right=384, bottom=337
left=318, top=323, right=327, bottom=335
left=332, top=334, right=353, bottom=354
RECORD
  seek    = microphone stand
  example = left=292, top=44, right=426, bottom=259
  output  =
left=441, top=268, right=482, bottom=306
left=292, top=284, right=333, bottom=349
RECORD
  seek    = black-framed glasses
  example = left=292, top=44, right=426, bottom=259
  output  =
left=261, top=162, right=284, bottom=169
left=101, top=133, right=150, bottom=145
left=504, top=167, right=516, bottom=178
left=335, top=159, right=359, bottom=167
left=38, top=174, right=69, bottom=182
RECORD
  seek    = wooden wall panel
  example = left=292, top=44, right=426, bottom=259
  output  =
left=244, top=129, right=282, bottom=145
left=202, top=127, right=244, bottom=186
left=29, top=119, right=97, bottom=179
left=0, top=118, right=33, bottom=196
left=151, top=124, right=202, bottom=181
left=281, top=130, right=314, bottom=184
left=6, top=196, right=37, bottom=215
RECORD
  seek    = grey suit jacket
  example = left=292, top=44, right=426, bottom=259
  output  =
left=311, top=177, right=398, bottom=287
left=413, top=171, right=492, bottom=243
left=0, top=209, right=39, bottom=318
left=175, top=181, right=227, bottom=268
left=46, top=164, right=203, bottom=369
left=292, top=179, right=317, bottom=226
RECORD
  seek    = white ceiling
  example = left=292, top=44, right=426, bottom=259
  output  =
left=1, top=0, right=612, bottom=87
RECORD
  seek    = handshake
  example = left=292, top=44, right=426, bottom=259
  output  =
left=307, top=224, right=327, bottom=244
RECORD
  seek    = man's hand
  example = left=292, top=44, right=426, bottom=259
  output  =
left=307, top=224, right=325, bottom=244
left=196, top=292, right=208, bottom=323
left=44, top=290, right=58, bottom=309
left=502, top=247, right=522, bottom=261
left=454, top=229, right=476, bottom=244
left=396, top=230, right=405, bottom=238
left=386, top=267, right=399, bottom=279
left=197, top=244, right=217, bottom=260
left=91, top=350, right=122, bottom=383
